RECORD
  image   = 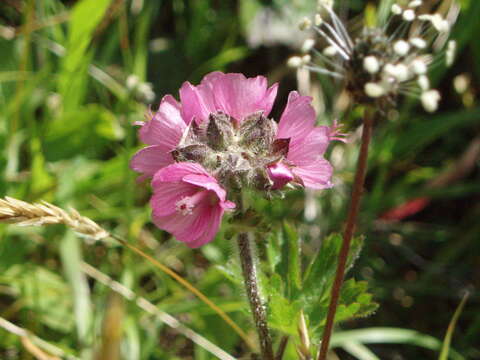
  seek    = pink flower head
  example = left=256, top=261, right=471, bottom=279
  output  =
left=151, top=162, right=235, bottom=248
left=130, top=72, right=279, bottom=179
left=268, top=91, right=344, bottom=190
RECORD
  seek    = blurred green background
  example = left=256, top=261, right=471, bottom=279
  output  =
left=0, top=0, right=479, bottom=359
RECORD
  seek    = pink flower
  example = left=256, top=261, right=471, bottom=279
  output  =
left=268, top=91, right=344, bottom=190
left=179, top=71, right=278, bottom=124
left=150, top=162, right=235, bottom=248
left=130, top=72, right=279, bottom=179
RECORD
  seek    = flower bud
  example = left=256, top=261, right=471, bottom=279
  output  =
left=206, top=112, right=235, bottom=150
left=239, top=112, right=276, bottom=151
left=172, top=144, right=208, bottom=163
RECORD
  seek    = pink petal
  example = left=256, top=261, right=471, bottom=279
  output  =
left=152, top=162, right=210, bottom=186
left=288, top=126, right=330, bottom=166
left=277, top=91, right=316, bottom=140
left=212, top=73, right=278, bottom=122
left=151, top=182, right=197, bottom=217
left=179, top=82, right=217, bottom=124
left=139, top=95, right=186, bottom=148
left=185, top=205, right=224, bottom=248
left=153, top=191, right=219, bottom=245
left=258, top=83, right=279, bottom=118
left=292, top=158, right=333, bottom=190
left=221, top=200, right=236, bottom=210
left=130, top=145, right=174, bottom=176
left=182, top=174, right=227, bottom=202
left=267, top=162, right=294, bottom=189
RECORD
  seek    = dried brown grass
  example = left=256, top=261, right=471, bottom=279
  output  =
left=0, top=196, right=109, bottom=240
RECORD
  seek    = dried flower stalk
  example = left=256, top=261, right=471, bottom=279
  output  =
left=0, top=196, right=109, bottom=240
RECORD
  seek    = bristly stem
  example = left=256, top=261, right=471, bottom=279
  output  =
left=317, top=108, right=375, bottom=360
left=237, top=232, right=274, bottom=360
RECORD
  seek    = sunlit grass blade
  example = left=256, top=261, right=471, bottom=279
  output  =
left=439, top=292, right=469, bottom=360
left=331, top=327, right=464, bottom=360
left=342, top=341, right=380, bottom=360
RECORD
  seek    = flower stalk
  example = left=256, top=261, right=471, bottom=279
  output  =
left=317, top=108, right=375, bottom=360
left=237, top=232, right=274, bottom=360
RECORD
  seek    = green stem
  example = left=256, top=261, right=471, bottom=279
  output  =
left=237, top=232, right=274, bottom=360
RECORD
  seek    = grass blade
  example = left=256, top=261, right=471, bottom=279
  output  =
left=439, top=292, right=470, bottom=360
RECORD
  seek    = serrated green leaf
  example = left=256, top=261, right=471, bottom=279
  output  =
left=268, top=295, right=302, bottom=335
left=303, top=234, right=364, bottom=299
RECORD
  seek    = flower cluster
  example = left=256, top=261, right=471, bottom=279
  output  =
left=131, top=72, right=341, bottom=247
left=289, top=0, right=459, bottom=112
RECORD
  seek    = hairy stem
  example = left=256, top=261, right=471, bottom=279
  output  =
left=317, top=108, right=375, bottom=360
left=237, top=232, right=274, bottom=360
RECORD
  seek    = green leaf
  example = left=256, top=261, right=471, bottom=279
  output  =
left=303, top=233, right=363, bottom=300
left=282, top=222, right=301, bottom=295
left=58, top=0, right=113, bottom=110
left=45, top=104, right=122, bottom=160
left=268, top=293, right=302, bottom=335
left=4, top=265, right=74, bottom=333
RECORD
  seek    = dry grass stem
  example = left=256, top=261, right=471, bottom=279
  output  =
left=0, top=317, right=79, bottom=360
left=82, top=262, right=236, bottom=360
left=0, top=196, right=109, bottom=240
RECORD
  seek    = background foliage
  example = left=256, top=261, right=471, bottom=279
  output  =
left=0, top=0, right=479, bottom=359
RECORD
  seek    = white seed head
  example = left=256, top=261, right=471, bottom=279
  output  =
left=421, top=90, right=440, bottom=112
left=431, top=14, right=450, bottom=32
left=287, top=56, right=303, bottom=68
left=403, top=9, right=416, bottom=22
left=363, top=56, right=380, bottom=74
left=384, top=63, right=398, bottom=77
left=418, top=14, right=432, bottom=21
left=446, top=40, right=456, bottom=67
left=299, top=17, right=312, bottom=31
left=314, top=13, right=323, bottom=26
left=302, top=39, right=316, bottom=53
left=412, top=59, right=427, bottom=75
left=318, top=0, right=334, bottom=9
left=395, top=64, right=410, bottom=81
left=323, top=45, right=337, bottom=57
left=394, top=40, right=411, bottom=56
left=453, top=74, right=470, bottom=94
left=138, top=83, right=155, bottom=102
left=365, top=82, right=386, bottom=98
left=301, top=54, right=312, bottom=64
left=391, top=4, right=403, bottom=15
left=408, top=0, right=422, bottom=8
left=418, top=75, right=430, bottom=90
left=410, top=37, right=427, bottom=49
left=126, top=74, right=140, bottom=90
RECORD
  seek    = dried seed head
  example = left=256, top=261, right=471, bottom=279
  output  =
left=294, top=0, right=458, bottom=112
left=0, top=197, right=109, bottom=240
